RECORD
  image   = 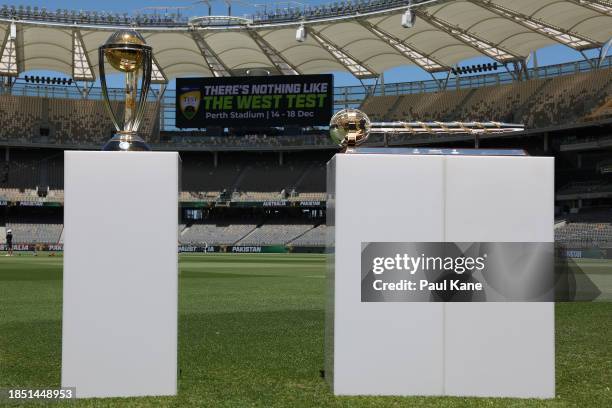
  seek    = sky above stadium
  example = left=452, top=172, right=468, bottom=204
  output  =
left=8, top=0, right=603, bottom=88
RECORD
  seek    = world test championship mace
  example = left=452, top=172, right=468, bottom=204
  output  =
left=328, top=108, right=525, bottom=150
left=99, top=30, right=153, bottom=151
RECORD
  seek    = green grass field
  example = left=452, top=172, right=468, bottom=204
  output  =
left=1, top=253, right=610, bottom=407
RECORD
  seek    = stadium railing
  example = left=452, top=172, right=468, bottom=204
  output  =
left=0, top=4, right=189, bottom=27
left=1, top=1, right=416, bottom=27
left=334, top=56, right=612, bottom=110
left=252, top=0, right=413, bottom=24
left=0, top=56, right=609, bottom=135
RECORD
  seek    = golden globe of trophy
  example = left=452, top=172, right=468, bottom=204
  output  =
left=99, top=30, right=153, bottom=151
left=329, top=108, right=371, bottom=148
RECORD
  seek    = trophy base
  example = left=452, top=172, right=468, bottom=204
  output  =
left=102, top=134, right=151, bottom=152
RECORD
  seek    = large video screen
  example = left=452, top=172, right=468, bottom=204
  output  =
left=176, top=74, right=333, bottom=128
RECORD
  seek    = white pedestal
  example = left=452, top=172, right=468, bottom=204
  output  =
left=326, top=151, right=555, bottom=398
left=443, top=156, right=555, bottom=398
left=62, top=151, right=179, bottom=398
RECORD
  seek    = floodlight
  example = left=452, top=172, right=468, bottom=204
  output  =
left=296, top=24, right=306, bottom=42
left=401, top=8, right=416, bottom=28
left=246, top=68, right=271, bottom=76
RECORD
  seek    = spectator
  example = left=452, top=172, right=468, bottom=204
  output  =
left=6, top=228, right=13, bottom=256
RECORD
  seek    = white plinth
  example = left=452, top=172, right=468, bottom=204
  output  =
left=443, top=156, right=555, bottom=398
left=62, top=151, right=179, bottom=398
left=326, top=152, right=554, bottom=398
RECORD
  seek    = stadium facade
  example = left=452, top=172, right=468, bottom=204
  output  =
left=0, top=0, right=611, bottom=255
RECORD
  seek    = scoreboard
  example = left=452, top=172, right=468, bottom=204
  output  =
left=176, top=74, right=333, bottom=128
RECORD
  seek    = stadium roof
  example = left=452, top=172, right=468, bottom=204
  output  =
left=0, top=0, right=610, bottom=81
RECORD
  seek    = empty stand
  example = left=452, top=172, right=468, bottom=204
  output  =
left=0, top=95, right=159, bottom=146
left=555, top=222, right=612, bottom=248
left=237, top=224, right=313, bottom=246
left=523, top=69, right=612, bottom=128
left=289, top=224, right=326, bottom=246
left=360, top=67, right=612, bottom=127
left=180, top=223, right=257, bottom=245
left=5, top=222, right=62, bottom=244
